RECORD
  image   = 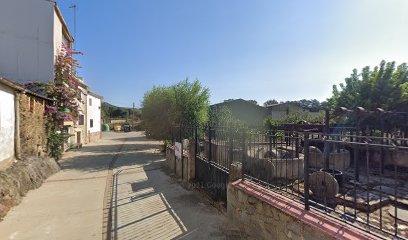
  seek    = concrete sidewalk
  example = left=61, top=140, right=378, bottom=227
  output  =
left=109, top=135, right=236, bottom=240
left=0, top=133, right=124, bottom=240
left=0, top=132, right=241, bottom=240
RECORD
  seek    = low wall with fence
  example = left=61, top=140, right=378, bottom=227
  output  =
left=228, top=179, right=377, bottom=240
left=167, top=124, right=408, bottom=239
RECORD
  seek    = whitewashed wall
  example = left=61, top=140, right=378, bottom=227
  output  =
left=53, top=10, right=70, bottom=58
left=0, top=85, right=15, bottom=162
left=0, top=0, right=55, bottom=83
left=87, top=95, right=101, bottom=133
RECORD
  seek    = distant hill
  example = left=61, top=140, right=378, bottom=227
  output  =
left=102, top=102, right=141, bottom=120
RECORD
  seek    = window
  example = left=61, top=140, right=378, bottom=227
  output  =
left=79, top=115, right=84, bottom=125
left=90, top=119, right=94, bottom=128
left=89, top=98, right=92, bottom=106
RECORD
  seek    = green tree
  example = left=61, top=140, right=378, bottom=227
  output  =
left=264, top=110, right=325, bottom=129
left=172, top=79, right=210, bottom=126
left=263, top=99, right=278, bottom=107
left=141, top=86, right=175, bottom=140
left=295, top=99, right=324, bottom=112
left=208, top=106, right=246, bottom=128
left=247, top=100, right=258, bottom=105
left=328, top=61, right=408, bottom=111
left=141, top=79, right=210, bottom=140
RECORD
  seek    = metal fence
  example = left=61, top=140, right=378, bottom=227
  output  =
left=183, top=124, right=408, bottom=239
left=304, top=132, right=408, bottom=239
left=171, top=108, right=408, bottom=239
left=194, top=126, right=234, bottom=204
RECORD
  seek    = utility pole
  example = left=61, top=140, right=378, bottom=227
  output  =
left=132, top=102, right=135, bottom=131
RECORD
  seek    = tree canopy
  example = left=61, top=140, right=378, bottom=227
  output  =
left=263, top=99, right=278, bottom=107
left=264, top=110, right=325, bottom=129
left=141, top=79, right=210, bottom=140
left=101, top=102, right=141, bottom=120
left=294, top=99, right=326, bottom=112
left=247, top=100, right=258, bottom=105
left=327, top=60, right=408, bottom=111
left=263, top=99, right=325, bottom=111
left=208, top=106, right=246, bottom=128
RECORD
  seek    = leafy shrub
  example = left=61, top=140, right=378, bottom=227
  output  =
left=141, top=79, right=210, bottom=140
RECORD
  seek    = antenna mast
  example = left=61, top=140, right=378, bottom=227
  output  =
left=69, top=4, right=77, bottom=49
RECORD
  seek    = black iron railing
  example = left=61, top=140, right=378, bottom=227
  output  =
left=171, top=119, right=408, bottom=239
left=242, top=128, right=408, bottom=239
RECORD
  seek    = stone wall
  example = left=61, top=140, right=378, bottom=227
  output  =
left=0, top=156, right=60, bottom=220
left=18, top=94, right=48, bottom=158
left=228, top=179, right=377, bottom=240
left=165, top=142, right=195, bottom=182
left=87, top=131, right=101, bottom=143
left=166, top=145, right=176, bottom=172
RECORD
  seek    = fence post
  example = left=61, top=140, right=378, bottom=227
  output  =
left=194, top=125, right=198, bottom=158
left=268, top=126, right=273, bottom=154
left=173, top=127, right=176, bottom=174
left=180, top=126, right=183, bottom=180
left=323, top=109, right=330, bottom=170
left=355, top=120, right=360, bottom=181
left=194, top=125, right=198, bottom=181
left=229, top=128, right=234, bottom=166
left=241, top=130, right=246, bottom=180
left=295, top=131, right=299, bottom=158
left=208, top=127, right=212, bottom=162
left=304, top=132, right=310, bottom=210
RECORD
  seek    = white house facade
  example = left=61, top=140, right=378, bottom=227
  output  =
left=0, top=81, right=15, bottom=168
left=0, top=2, right=104, bottom=150
left=87, top=92, right=103, bottom=143
left=0, top=1, right=73, bottom=84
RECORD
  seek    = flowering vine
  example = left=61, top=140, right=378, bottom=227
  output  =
left=25, top=46, right=82, bottom=160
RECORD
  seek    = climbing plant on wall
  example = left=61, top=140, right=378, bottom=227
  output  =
left=47, top=46, right=81, bottom=159
left=25, top=46, right=82, bottom=160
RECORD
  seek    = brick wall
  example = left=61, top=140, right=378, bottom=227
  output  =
left=19, top=94, right=48, bottom=157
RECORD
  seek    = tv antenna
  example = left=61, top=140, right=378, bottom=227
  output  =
left=69, top=4, right=77, bottom=48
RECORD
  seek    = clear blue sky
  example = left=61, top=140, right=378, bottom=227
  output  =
left=58, top=0, right=408, bottom=107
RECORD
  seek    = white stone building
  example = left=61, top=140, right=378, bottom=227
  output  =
left=0, top=0, right=73, bottom=83
left=0, top=1, right=103, bottom=149
left=87, top=92, right=103, bottom=143
left=0, top=0, right=100, bottom=149
left=0, top=80, right=16, bottom=169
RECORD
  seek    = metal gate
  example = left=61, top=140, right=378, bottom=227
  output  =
left=194, top=127, right=233, bottom=205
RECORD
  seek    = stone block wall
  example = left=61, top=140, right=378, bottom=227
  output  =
left=166, top=146, right=176, bottom=171
left=18, top=94, right=48, bottom=158
left=87, top=131, right=101, bottom=143
left=165, top=142, right=195, bottom=182
left=228, top=179, right=376, bottom=240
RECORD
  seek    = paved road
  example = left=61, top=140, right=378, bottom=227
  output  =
left=0, top=132, right=237, bottom=240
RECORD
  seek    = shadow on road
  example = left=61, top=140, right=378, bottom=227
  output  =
left=107, top=133, right=237, bottom=240
left=58, top=132, right=163, bottom=173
